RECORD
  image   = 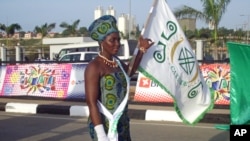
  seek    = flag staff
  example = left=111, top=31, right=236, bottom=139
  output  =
left=127, top=0, right=158, bottom=76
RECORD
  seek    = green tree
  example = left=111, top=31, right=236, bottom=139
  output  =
left=34, top=23, right=56, bottom=38
left=0, top=23, right=22, bottom=47
left=135, top=25, right=141, bottom=39
left=0, top=23, right=22, bottom=38
left=60, top=19, right=80, bottom=37
left=79, top=26, right=88, bottom=37
left=119, top=31, right=126, bottom=39
left=174, top=0, right=231, bottom=45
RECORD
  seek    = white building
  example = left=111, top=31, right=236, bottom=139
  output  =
left=117, top=14, right=136, bottom=38
left=118, top=14, right=129, bottom=36
left=129, top=15, right=136, bottom=36
left=94, top=5, right=116, bottom=19
left=106, top=5, right=116, bottom=17
left=94, top=6, right=104, bottom=20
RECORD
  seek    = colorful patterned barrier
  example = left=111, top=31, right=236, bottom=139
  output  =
left=134, top=63, right=230, bottom=105
left=0, top=63, right=230, bottom=105
left=0, top=63, right=86, bottom=99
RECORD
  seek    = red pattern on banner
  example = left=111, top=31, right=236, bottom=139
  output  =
left=201, top=63, right=230, bottom=105
left=1, top=64, right=71, bottom=98
left=134, top=63, right=230, bottom=105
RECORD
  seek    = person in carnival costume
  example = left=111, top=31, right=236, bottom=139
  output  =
left=85, top=15, right=154, bottom=141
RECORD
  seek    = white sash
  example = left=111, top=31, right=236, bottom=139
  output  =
left=97, top=58, right=130, bottom=141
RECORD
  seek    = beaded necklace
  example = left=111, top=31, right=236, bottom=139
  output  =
left=98, top=53, right=118, bottom=68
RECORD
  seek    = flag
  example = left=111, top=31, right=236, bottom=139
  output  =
left=139, top=0, right=213, bottom=124
left=227, top=42, right=250, bottom=125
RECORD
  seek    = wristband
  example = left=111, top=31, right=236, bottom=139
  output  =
left=139, top=47, right=147, bottom=53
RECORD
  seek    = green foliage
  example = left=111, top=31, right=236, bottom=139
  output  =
left=0, top=23, right=22, bottom=37
left=20, top=38, right=41, bottom=46
left=0, top=38, right=48, bottom=48
left=59, top=19, right=80, bottom=37
left=174, top=0, right=231, bottom=44
left=34, top=23, right=56, bottom=37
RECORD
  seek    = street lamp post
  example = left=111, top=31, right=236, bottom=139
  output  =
left=240, top=14, right=250, bottom=44
left=128, top=0, right=131, bottom=39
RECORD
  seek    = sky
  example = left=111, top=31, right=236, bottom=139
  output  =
left=0, top=0, right=250, bottom=32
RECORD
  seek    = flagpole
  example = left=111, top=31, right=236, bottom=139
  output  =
left=127, top=0, right=158, bottom=76
left=141, top=0, right=158, bottom=35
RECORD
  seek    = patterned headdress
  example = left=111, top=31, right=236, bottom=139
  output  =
left=88, top=15, right=119, bottom=41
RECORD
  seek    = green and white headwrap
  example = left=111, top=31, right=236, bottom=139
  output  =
left=88, top=15, right=119, bottom=41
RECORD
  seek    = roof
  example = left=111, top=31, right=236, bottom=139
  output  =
left=62, top=51, right=98, bottom=55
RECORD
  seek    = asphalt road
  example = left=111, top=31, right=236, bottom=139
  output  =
left=0, top=111, right=229, bottom=141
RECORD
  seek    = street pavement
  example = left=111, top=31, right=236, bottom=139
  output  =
left=0, top=112, right=230, bottom=141
left=0, top=86, right=230, bottom=124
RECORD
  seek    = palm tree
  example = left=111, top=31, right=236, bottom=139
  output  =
left=34, top=23, right=56, bottom=38
left=174, top=0, right=231, bottom=45
left=0, top=23, right=22, bottom=47
left=59, top=19, right=80, bottom=37
left=0, top=23, right=22, bottom=38
left=79, top=26, right=88, bottom=36
left=34, top=23, right=56, bottom=59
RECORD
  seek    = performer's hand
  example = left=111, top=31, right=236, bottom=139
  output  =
left=94, top=124, right=109, bottom=141
left=138, top=35, right=154, bottom=51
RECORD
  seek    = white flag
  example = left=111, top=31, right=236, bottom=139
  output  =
left=139, top=0, right=213, bottom=124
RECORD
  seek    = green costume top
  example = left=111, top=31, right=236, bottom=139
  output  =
left=88, top=72, right=131, bottom=141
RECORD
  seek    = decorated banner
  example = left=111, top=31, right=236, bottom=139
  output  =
left=135, top=63, right=230, bottom=105
left=227, top=42, right=250, bottom=125
left=0, top=63, right=87, bottom=99
left=138, top=0, right=213, bottom=124
left=66, top=64, right=86, bottom=99
left=0, top=66, right=6, bottom=94
left=134, top=72, right=173, bottom=103
left=201, top=63, right=230, bottom=105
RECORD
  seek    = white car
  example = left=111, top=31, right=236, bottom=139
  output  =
left=58, top=51, right=98, bottom=62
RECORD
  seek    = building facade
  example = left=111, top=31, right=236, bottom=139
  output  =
left=106, top=5, right=116, bottom=17
left=178, top=18, right=196, bottom=31
left=94, top=6, right=104, bottom=20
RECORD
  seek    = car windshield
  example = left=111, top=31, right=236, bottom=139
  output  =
left=60, top=54, right=81, bottom=61
left=85, top=54, right=98, bottom=61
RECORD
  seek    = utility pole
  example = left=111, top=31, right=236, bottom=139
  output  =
left=240, top=14, right=250, bottom=44
left=128, top=0, right=131, bottom=39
